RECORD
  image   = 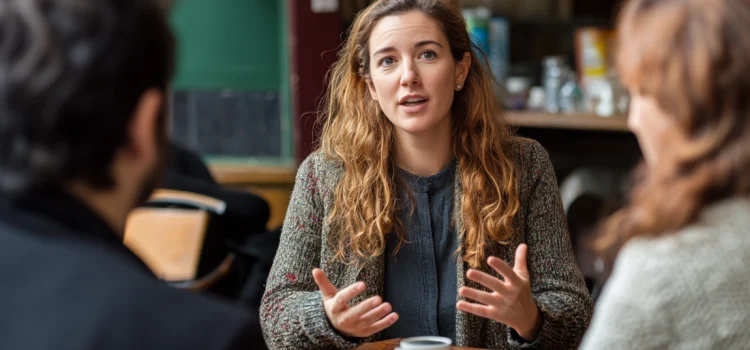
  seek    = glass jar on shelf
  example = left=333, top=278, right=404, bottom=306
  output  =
left=527, top=86, right=546, bottom=112
left=505, top=77, right=531, bottom=110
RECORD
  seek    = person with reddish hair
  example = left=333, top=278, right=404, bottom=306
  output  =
left=581, top=0, right=750, bottom=348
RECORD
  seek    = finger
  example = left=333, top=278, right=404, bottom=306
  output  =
left=346, top=295, right=383, bottom=319
left=456, top=300, right=494, bottom=320
left=364, top=312, right=399, bottom=335
left=312, top=268, right=338, bottom=300
left=332, top=281, right=366, bottom=311
left=487, top=256, right=520, bottom=285
left=513, top=244, right=530, bottom=280
left=360, top=302, right=393, bottom=324
left=459, top=286, right=497, bottom=306
left=466, top=269, right=507, bottom=293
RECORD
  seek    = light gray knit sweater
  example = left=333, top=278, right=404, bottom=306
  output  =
left=580, top=198, right=750, bottom=349
left=260, top=137, right=593, bottom=349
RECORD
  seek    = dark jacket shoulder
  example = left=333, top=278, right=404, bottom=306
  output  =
left=0, top=214, right=262, bottom=350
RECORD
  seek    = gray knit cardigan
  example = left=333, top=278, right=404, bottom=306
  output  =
left=260, top=137, right=593, bottom=349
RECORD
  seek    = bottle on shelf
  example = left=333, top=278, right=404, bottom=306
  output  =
left=464, top=6, right=491, bottom=57
left=489, top=17, right=509, bottom=84
left=559, top=69, right=584, bottom=114
left=542, top=55, right=567, bottom=114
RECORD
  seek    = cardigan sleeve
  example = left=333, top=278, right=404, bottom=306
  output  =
left=507, top=140, right=594, bottom=349
left=259, top=154, right=359, bottom=349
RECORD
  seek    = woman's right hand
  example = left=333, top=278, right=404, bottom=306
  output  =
left=312, top=268, right=399, bottom=338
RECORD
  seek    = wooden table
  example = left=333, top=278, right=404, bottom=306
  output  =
left=354, top=339, right=484, bottom=350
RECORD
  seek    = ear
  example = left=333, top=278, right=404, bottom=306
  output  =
left=455, top=52, right=471, bottom=89
left=366, top=77, right=379, bottom=101
left=128, top=88, right=163, bottom=161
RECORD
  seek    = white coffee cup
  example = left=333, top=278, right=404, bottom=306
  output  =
left=395, top=336, right=452, bottom=350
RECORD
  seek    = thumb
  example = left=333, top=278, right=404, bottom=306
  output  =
left=313, top=268, right=338, bottom=300
left=514, top=244, right=530, bottom=280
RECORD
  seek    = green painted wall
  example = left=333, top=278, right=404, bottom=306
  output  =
left=169, top=0, right=284, bottom=91
left=168, top=0, right=293, bottom=164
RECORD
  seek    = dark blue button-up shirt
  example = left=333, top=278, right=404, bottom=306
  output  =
left=382, top=160, right=459, bottom=344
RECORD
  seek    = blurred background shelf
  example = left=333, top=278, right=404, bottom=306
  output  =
left=506, top=111, right=629, bottom=132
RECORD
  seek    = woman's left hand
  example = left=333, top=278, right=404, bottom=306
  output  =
left=456, top=244, right=542, bottom=341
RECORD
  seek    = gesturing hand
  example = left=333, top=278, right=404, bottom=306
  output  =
left=312, top=268, right=399, bottom=338
left=456, top=244, right=542, bottom=341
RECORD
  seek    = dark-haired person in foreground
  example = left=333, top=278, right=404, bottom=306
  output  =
left=0, top=0, right=264, bottom=348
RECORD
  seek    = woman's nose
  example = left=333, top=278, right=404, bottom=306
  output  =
left=400, top=61, right=420, bottom=87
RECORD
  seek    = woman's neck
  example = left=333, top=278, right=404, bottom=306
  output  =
left=392, top=118, right=453, bottom=177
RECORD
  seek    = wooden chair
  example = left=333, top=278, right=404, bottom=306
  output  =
left=123, top=189, right=235, bottom=291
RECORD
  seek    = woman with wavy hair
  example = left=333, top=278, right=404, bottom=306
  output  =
left=580, top=0, right=750, bottom=348
left=260, top=0, right=591, bottom=348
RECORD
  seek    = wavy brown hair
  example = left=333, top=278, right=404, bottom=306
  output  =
left=317, top=0, right=518, bottom=268
left=598, top=0, right=750, bottom=258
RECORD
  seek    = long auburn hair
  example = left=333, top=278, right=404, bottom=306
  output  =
left=598, top=0, right=750, bottom=259
left=317, top=0, right=518, bottom=269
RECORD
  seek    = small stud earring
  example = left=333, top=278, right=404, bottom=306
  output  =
left=456, top=84, right=462, bottom=90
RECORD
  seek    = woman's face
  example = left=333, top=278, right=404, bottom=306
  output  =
left=627, top=91, right=684, bottom=165
left=366, top=10, right=470, bottom=137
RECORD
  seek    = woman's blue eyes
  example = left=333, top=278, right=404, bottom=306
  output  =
left=420, top=51, right=436, bottom=60
left=380, top=57, right=395, bottom=66
left=378, top=51, right=437, bottom=67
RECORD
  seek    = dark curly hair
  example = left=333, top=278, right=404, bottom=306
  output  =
left=0, top=0, right=175, bottom=193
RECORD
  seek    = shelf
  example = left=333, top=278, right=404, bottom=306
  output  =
left=505, top=111, right=630, bottom=132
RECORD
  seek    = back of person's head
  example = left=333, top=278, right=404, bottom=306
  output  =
left=318, top=0, right=519, bottom=269
left=599, top=0, right=750, bottom=256
left=0, top=0, right=175, bottom=195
